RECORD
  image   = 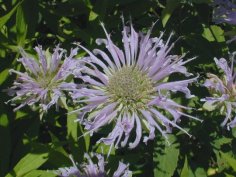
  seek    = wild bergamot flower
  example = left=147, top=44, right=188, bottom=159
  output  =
left=55, top=153, right=131, bottom=177
left=72, top=19, right=199, bottom=149
left=202, top=55, right=236, bottom=129
left=7, top=45, right=80, bottom=112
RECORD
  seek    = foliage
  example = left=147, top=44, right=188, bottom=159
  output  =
left=0, top=0, right=236, bottom=177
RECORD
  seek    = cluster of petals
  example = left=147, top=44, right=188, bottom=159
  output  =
left=201, top=56, right=236, bottom=129
left=56, top=153, right=131, bottom=177
left=72, top=20, right=200, bottom=149
left=7, top=45, right=80, bottom=112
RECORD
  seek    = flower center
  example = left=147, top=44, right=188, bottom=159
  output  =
left=36, top=72, right=57, bottom=89
left=107, top=66, right=155, bottom=110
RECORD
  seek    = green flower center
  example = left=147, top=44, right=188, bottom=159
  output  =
left=36, top=72, right=58, bottom=89
left=107, top=66, right=155, bottom=110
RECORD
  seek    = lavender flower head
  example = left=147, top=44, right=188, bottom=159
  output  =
left=55, top=153, right=131, bottom=177
left=212, top=0, right=236, bottom=25
left=7, top=45, right=80, bottom=112
left=201, top=54, right=236, bottom=129
left=72, top=19, right=200, bottom=149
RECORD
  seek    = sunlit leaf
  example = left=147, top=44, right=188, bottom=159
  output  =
left=5, top=152, right=48, bottom=177
left=154, top=135, right=179, bottom=177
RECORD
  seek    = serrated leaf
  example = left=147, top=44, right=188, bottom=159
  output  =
left=154, top=135, right=179, bottom=177
left=220, top=152, right=236, bottom=171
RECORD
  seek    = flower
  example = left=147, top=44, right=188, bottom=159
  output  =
left=201, top=54, right=236, bottom=129
left=7, top=45, right=80, bottom=112
left=72, top=19, right=199, bottom=149
left=212, top=0, right=236, bottom=25
left=55, top=153, right=131, bottom=177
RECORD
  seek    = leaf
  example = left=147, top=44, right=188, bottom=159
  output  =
left=195, top=168, right=207, bottom=177
left=5, top=152, right=48, bottom=177
left=89, top=10, right=98, bottom=21
left=16, top=4, right=28, bottom=46
left=23, top=170, right=56, bottom=177
left=212, top=137, right=232, bottom=149
left=67, top=107, right=89, bottom=162
left=180, top=157, right=189, bottom=177
left=232, top=127, right=236, bottom=138
left=161, top=0, right=181, bottom=27
left=202, top=25, right=225, bottom=42
left=202, top=101, right=217, bottom=111
left=0, top=1, right=24, bottom=29
left=153, top=135, right=179, bottom=177
left=0, top=114, right=11, bottom=177
left=225, top=173, right=235, bottom=177
left=220, top=152, right=236, bottom=171
left=0, top=68, right=9, bottom=85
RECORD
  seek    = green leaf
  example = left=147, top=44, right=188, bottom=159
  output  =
left=67, top=107, right=89, bottom=162
left=202, top=101, right=217, bottom=111
left=180, top=157, right=189, bottom=177
left=232, top=127, right=236, bottom=138
left=220, top=152, right=236, bottom=171
left=161, top=0, right=181, bottom=27
left=154, top=135, right=179, bottom=177
left=0, top=68, right=9, bottom=85
left=225, top=173, right=235, bottom=177
left=89, top=10, right=98, bottom=21
left=202, top=25, right=225, bottom=42
left=16, top=4, right=28, bottom=46
left=195, top=168, right=207, bottom=177
left=5, top=152, right=48, bottom=177
left=23, top=170, right=56, bottom=177
left=0, top=114, right=11, bottom=177
left=212, top=137, right=232, bottom=149
left=0, top=1, right=24, bottom=29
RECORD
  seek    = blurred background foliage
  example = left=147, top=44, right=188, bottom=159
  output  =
left=0, top=0, right=236, bottom=177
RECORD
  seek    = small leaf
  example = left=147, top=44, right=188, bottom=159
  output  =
left=202, top=101, right=217, bottom=111
left=202, top=25, right=225, bottom=42
left=0, top=69, right=9, bottom=85
left=89, top=10, right=98, bottom=21
left=0, top=1, right=24, bottom=29
left=220, top=152, right=236, bottom=171
left=5, top=152, right=48, bottom=177
left=180, top=157, right=189, bottom=177
left=161, top=0, right=181, bottom=27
